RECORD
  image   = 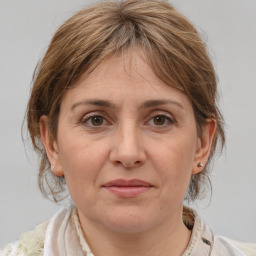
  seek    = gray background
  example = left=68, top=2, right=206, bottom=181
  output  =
left=0, top=0, right=256, bottom=247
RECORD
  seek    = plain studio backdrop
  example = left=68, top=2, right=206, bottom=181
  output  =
left=0, top=0, right=256, bottom=247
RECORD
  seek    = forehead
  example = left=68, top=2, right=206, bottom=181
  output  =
left=76, top=50, right=159, bottom=89
left=61, top=50, right=192, bottom=111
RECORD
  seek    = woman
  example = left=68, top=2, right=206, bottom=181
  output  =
left=2, top=0, right=255, bottom=255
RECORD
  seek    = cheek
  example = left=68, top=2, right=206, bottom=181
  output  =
left=151, top=136, right=196, bottom=196
left=57, top=134, right=109, bottom=194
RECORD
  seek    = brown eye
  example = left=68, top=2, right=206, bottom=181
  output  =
left=91, top=116, right=104, bottom=126
left=153, top=115, right=167, bottom=125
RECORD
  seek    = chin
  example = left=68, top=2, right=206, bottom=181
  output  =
left=99, top=206, right=158, bottom=234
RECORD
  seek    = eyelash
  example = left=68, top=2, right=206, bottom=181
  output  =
left=146, top=115, right=175, bottom=127
left=81, top=113, right=109, bottom=128
left=80, top=112, right=176, bottom=128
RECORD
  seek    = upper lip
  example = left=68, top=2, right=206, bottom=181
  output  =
left=103, top=179, right=153, bottom=187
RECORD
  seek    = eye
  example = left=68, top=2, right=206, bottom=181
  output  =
left=82, top=115, right=107, bottom=127
left=90, top=116, right=105, bottom=126
left=153, top=115, right=167, bottom=125
left=147, top=114, right=174, bottom=126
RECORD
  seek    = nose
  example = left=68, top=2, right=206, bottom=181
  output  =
left=109, top=123, right=146, bottom=168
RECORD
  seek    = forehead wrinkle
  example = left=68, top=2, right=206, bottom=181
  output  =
left=70, top=99, right=117, bottom=112
left=140, top=99, right=184, bottom=110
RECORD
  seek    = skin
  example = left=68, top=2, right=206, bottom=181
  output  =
left=40, top=50, right=215, bottom=256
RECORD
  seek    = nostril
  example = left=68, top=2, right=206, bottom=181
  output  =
left=114, top=160, right=141, bottom=168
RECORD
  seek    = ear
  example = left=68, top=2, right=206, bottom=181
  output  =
left=192, top=119, right=216, bottom=174
left=40, top=115, right=64, bottom=177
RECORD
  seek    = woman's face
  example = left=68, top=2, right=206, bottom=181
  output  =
left=43, top=51, right=213, bottom=234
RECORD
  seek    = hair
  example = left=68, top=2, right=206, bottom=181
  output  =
left=27, top=0, right=225, bottom=202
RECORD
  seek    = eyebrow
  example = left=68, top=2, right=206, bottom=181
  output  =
left=70, top=99, right=183, bottom=111
left=70, top=99, right=117, bottom=111
left=140, top=100, right=184, bottom=109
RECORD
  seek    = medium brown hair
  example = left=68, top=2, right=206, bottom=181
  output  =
left=27, top=0, right=225, bottom=202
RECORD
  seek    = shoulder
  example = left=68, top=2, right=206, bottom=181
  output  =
left=1, top=221, right=48, bottom=256
left=205, top=228, right=256, bottom=256
left=215, top=237, right=256, bottom=256
left=1, top=206, right=74, bottom=256
left=184, top=207, right=256, bottom=256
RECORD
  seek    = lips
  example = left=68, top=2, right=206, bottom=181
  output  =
left=102, top=179, right=153, bottom=198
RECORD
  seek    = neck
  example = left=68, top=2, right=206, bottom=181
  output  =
left=78, top=209, right=192, bottom=256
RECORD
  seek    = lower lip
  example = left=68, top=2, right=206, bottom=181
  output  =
left=104, top=186, right=152, bottom=198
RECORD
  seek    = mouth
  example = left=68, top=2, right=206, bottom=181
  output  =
left=102, top=179, right=154, bottom=198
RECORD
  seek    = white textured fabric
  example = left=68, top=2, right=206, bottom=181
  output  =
left=72, top=208, right=94, bottom=256
left=231, top=240, right=256, bottom=256
left=181, top=213, right=247, bottom=256
left=1, top=222, right=47, bottom=256
left=2, top=206, right=255, bottom=256
left=43, top=207, right=85, bottom=256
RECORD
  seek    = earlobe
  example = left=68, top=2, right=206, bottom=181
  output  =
left=40, top=116, right=64, bottom=176
left=50, top=161, right=63, bottom=176
left=192, top=119, right=216, bottom=174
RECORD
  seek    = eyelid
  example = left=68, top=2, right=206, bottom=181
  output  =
left=145, top=111, right=176, bottom=126
left=147, top=110, right=175, bottom=120
left=80, top=111, right=110, bottom=126
left=148, top=115, right=174, bottom=124
left=79, top=110, right=176, bottom=127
